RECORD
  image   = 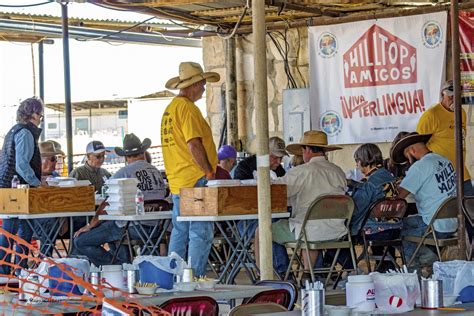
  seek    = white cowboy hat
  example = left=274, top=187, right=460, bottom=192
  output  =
left=165, top=62, right=220, bottom=90
left=286, top=130, right=342, bottom=155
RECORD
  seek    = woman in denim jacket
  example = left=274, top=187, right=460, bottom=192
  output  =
left=350, top=144, right=401, bottom=239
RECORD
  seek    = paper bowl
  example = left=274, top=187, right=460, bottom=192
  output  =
left=0, top=292, right=16, bottom=303
left=197, top=279, right=218, bottom=290
left=135, top=286, right=158, bottom=295
left=443, top=295, right=458, bottom=307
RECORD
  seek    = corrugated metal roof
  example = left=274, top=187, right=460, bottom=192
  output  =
left=94, top=0, right=474, bottom=34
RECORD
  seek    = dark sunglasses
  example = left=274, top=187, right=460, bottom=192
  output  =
left=94, top=154, right=105, bottom=159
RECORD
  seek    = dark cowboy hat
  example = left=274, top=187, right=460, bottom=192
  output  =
left=115, top=133, right=151, bottom=157
left=390, top=132, right=432, bottom=164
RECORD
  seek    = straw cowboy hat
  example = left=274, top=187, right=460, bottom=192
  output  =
left=39, top=141, right=64, bottom=157
left=165, top=62, right=220, bottom=90
left=115, top=133, right=151, bottom=157
left=390, top=132, right=432, bottom=164
left=286, top=130, right=342, bottom=155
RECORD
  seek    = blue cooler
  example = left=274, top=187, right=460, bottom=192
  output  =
left=48, top=265, right=83, bottom=296
left=138, top=259, right=176, bottom=290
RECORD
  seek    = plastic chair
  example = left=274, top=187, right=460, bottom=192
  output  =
left=159, top=296, right=219, bottom=316
left=228, top=302, right=287, bottom=316
left=358, top=198, right=408, bottom=272
left=243, top=280, right=297, bottom=310
left=284, top=195, right=357, bottom=287
left=404, top=197, right=459, bottom=267
left=244, top=288, right=291, bottom=310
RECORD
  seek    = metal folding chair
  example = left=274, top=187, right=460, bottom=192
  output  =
left=461, top=196, right=474, bottom=261
left=358, top=198, right=408, bottom=272
left=283, top=195, right=357, bottom=287
left=404, top=197, right=459, bottom=267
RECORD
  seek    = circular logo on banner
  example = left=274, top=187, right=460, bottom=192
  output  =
left=320, top=111, right=342, bottom=136
left=318, top=32, right=338, bottom=58
left=422, top=21, right=442, bottom=48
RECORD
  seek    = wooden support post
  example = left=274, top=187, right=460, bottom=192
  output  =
left=451, top=0, right=466, bottom=259
left=225, top=37, right=238, bottom=148
left=253, top=0, right=273, bottom=280
left=236, top=37, right=247, bottom=151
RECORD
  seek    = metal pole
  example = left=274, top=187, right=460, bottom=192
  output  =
left=61, top=2, right=73, bottom=173
left=451, top=0, right=466, bottom=258
left=38, top=40, right=45, bottom=141
left=225, top=37, right=238, bottom=147
left=253, top=0, right=273, bottom=280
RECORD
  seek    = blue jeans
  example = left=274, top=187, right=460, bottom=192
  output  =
left=168, top=178, right=214, bottom=277
left=237, top=219, right=290, bottom=275
left=0, top=219, right=33, bottom=274
left=401, top=215, right=452, bottom=265
left=73, top=221, right=159, bottom=267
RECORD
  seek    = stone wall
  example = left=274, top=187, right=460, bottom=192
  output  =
left=203, top=27, right=473, bottom=176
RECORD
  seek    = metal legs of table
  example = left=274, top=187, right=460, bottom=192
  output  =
left=215, top=220, right=259, bottom=284
left=25, top=219, right=63, bottom=258
left=110, top=219, right=171, bottom=264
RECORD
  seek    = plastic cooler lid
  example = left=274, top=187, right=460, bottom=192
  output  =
left=347, top=275, right=373, bottom=283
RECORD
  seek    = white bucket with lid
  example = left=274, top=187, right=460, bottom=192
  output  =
left=346, top=275, right=375, bottom=312
left=100, top=265, right=124, bottom=297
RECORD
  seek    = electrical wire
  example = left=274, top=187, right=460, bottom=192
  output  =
left=0, top=1, right=53, bottom=8
left=75, top=16, right=156, bottom=42
left=216, top=0, right=249, bottom=40
left=268, top=31, right=298, bottom=89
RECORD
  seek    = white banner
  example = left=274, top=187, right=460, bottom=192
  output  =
left=309, top=12, right=447, bottom=144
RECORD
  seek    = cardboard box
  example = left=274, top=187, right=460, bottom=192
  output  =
left=0, top=186, right=95, bottom=214
left=180, top=184, right=287, bottom=216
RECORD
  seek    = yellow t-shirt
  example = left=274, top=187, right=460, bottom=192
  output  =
left=161, top=97, right=218, bottom=194
left=416, top=103, right=470, bottom=181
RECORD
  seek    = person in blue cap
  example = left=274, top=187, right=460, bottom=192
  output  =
left=217, top=145, right=237, bottom=178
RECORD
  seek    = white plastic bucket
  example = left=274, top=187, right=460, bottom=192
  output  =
left=100, top=265, right=124, bottom=297
left=346, top=275, right=376, bottom=312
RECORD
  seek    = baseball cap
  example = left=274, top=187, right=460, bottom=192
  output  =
left=269, top=136, right=288, bottom=157
left=218, top=145, right=237, bottom=161
left=86, top=141, right=109, bottom=154
left=441, top=80, right=454, bottom=97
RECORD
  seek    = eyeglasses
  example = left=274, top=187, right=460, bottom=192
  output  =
left=42, top=156, right=57, bottom=162
left=94, top=154, right=105, bottom=159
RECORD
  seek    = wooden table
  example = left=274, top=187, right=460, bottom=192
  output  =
left=177, top=212, right=290, bottom=284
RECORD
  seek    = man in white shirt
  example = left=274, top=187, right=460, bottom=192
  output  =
left=255, top=131, right=347, bottom=275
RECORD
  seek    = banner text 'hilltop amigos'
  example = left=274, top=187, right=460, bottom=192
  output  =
left=309, top=12, right=446, bottom=144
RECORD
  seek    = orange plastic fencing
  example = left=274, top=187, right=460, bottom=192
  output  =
left=0, top=227, right=169, bottom=315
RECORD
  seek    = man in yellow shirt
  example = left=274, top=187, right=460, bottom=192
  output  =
left=161, top=62, right=220, bottom=277
left=416, top=80, right=474, bottom=196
